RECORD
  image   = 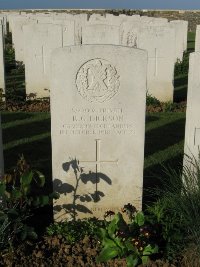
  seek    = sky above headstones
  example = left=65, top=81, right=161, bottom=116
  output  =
left=0, top=0, right=200, bottom=10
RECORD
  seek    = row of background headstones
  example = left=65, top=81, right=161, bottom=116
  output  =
left=0, top=11, right=188, bottom=102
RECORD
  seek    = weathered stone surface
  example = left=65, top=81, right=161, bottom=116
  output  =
left=0, top=114, right=4, bottom=176
left=195, top=25, right=200, bottom=52
left=120, top=23, right=175, bottom=101
left=0, top=15, right=7, bottom=35
left=51, top=45, right=147, bottom=220
left=184, top=52, right=200, bottom=167
left=23, top=22, right=75, bottom=98
left=12, top=18, right=37, bottom=62
left=139, top=26, right=175, bottom=101
left=82, top=23, right=120, bottom=44
left=0, top=25, right=5, bottom=94
left=170, top=20, right=188, bottom=61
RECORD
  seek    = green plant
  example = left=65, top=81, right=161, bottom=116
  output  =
left=146, top=93, right=160, bottom=106
left=162, top=101, right=176, bottom=112
left=46, top=217, right=103, bottom=244
left=0, top=155, right=59, bottom=249
left=147, top=156, right=200, bottom=260
left=147, top=197, right=186, bottom=260
left=97, top=204, right=159, bottom=266
left=174, top=51, right=189, bottom=76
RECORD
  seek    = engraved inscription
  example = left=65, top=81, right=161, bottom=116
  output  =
left=59, top=107, right=134, bottom=136
left=76, top=59, right=120, bottom=103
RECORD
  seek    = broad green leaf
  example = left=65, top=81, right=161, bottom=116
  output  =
left=108, top=215, right=119, bottom=238
left=126, top=254, right=139, bottom=267
left=96, top=246, right=119, bottom=262
left=142, top=255, right=149, bottom=265
left=34, top=171, right=45, bottom=187
left=143, top=244, right=158, bottom=256
left=102, top=236, right=117, bottom=248
left=134, top=212, right=145, bottom=226
left=97, top=227, right=107, bottom=239
left=20, top=170, right=33, bottom=186
left=125, top=240, right=137, bottom=252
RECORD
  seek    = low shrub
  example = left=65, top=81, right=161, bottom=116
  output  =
left=147, top=156, right=200, bottom=264
left=46, top=217, right=103, bottom=244
left=97, top=204, right=160, bottom=267
left=174, top=51, right=189, bottom=77
left=146, top=93, right=160, bottom=106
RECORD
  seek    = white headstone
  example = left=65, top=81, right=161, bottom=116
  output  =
left=0, top=114, right=4, bottom=176
left=120, top=23, right=175, bottom=101
left=195, top=25, right=200, bottom=52
left=184, top=52, right=200, bottom=167
left=82, top=24, right=120, bottom=45
left=182, top=20, right=188, bottom=51
left=23, top=22, right=75, bottom=98
left=51, top=45, right=147, bottom=221
left=139, top=26, right=175, bottom=101
left=0, top=15, right=7, bottom=35
left=12, top=18, right=37, bottom=62
left=170, top=20, right=188, bottom=62
left=0, top=25, right=5, bottom=94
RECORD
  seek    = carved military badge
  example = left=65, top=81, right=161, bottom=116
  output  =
left=76, top=58, right=120, bottom=103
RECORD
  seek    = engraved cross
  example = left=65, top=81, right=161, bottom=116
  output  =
left=80, top=139, right=118, bottom=172
left=149, top=48, right=164, bottom=77
left=34, top=46, right=47, bottom=74
left=79, top=139, right=118, bottom=197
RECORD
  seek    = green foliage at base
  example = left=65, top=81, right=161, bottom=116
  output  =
left=0, top=156, right=59, bottom=250
left=146, top=93, right=160, bottom=106
left=147, top=156, right=200, bottom=261
left=46, top=218, right=103, bottom=244
left=97, top=205, right=159, bottom=266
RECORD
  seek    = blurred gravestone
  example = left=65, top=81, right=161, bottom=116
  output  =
left=23, top=22, right=75, bottom=98
left=184, top=52, right=200, bottom=168
left=0, top=25, right=5, bottom=95
left=0, top=115, right=4, bottom=176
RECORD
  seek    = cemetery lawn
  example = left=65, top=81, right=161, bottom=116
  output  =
left=1, top=110, right=186, bottom=207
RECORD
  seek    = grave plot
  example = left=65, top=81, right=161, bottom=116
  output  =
left=51, top=44, right=147, bottom=220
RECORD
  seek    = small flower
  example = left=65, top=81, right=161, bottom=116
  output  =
left=139, top=246, right=143, bottom=251
left=144, top=232, right=150, bottom=237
